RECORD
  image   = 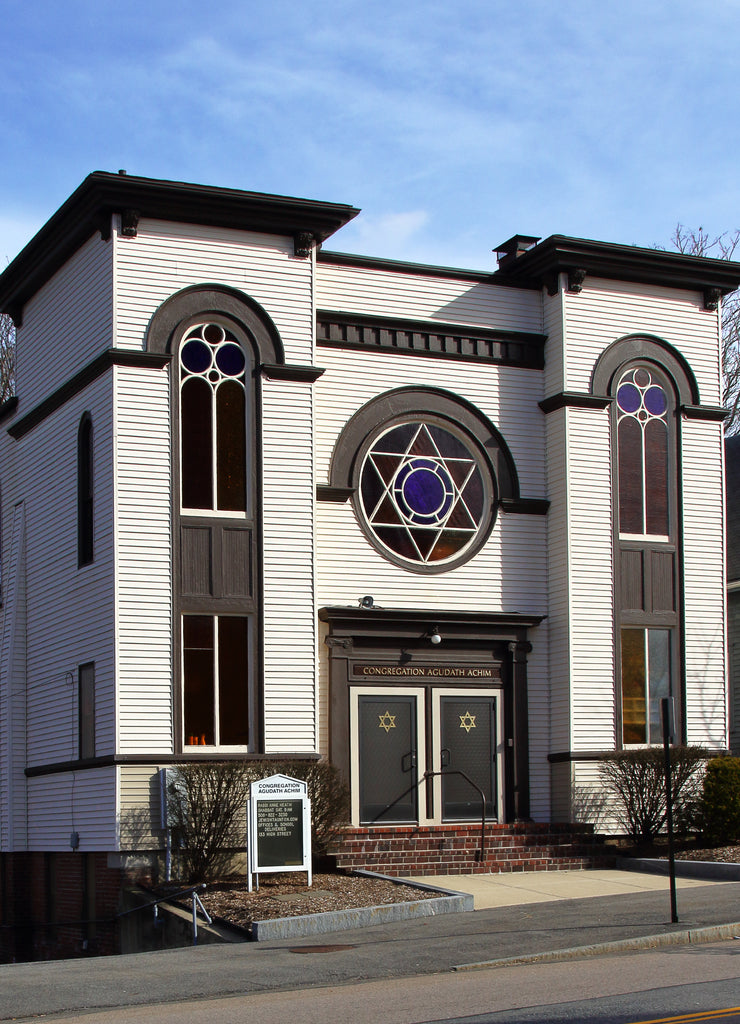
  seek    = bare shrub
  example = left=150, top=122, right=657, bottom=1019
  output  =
left=166, top=759, right=349, bottom=883
left=599, top=747, right=707, bottom=845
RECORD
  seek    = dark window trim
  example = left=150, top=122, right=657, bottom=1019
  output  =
left=8, top=350, right=170, bottom=440
left=165, top=300, right=272, bottom=754
left=607, top=350, right=685, bottom=747
left=591, top=333, right=699, bottom=406
left=539, top=393, right=612, bottom=414
left=25, top=751, right=322, bottom=777
left=146, top=284, right=285, bottom=365
left=326, top=386, right=520, bottom=499
left=317, top=310, right=546, bottom=369
left=261, top=363, right=325, bottom=383
left=77, top=413, right=94, bottom=567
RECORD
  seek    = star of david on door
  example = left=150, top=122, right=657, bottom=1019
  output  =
left=459, top=711, right=476, bottom=732
left=378, top=711, right=396, bottom=732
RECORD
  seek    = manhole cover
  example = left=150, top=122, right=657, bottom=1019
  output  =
left=271, top=890, right=333, bottom=903
left=290, top=944, right=356, bottom=954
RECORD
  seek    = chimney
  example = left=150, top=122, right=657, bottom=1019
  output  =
left=495, top=235, right=540, bottom=270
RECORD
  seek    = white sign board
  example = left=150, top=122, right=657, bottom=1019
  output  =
left=247, top=774, right=312, bottom=891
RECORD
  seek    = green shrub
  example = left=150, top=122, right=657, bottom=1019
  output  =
left=701, top=757, right=740, bottom=845
left=167, top=759, right=349, bottom=882
left=599, top=746, right=707, bottom=845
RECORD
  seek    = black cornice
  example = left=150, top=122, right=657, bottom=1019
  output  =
left=8, top=349, right=170, bottom=439
left=0, top=172, right=360, bottom=320
left=494, top=235, right=740, bottom=298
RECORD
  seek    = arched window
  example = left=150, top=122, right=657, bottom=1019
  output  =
left=77, top=413, right=93, bottom=566
left=616, top=365, right=672, bottom=539
left=179, top=321, right=248, bottom=514
left=147, top=285, right=284, bottom=753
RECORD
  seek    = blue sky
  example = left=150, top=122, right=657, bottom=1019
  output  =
left=2, top=0, right=740, bottom=271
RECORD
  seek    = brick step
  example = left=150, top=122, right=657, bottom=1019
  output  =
left=328, top=823, right=615, bottom=876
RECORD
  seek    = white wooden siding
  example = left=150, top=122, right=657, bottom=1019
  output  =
left=113, top=218, right=314, bottom=366
left=114, top=365, right=173, bottom=753
left=27, top=768, right=118, bottom=849
left=566, top=408, right=616, bottom=750
left=563, top=278, right=720, bottom=403
left=11, top=378, right=116, bottom=773
left=316, top=263, right=543, bottom=334
left=262, top=378, right=317, bottom=751
left=119, top=765, right=165, bottom=849
left=682, top=417, right=727, bottom=747
left=16, top=233, right=113, bottom=411
left=315, top=350, right=546, bottom=498
left=0, top=503, right=26, bottom=850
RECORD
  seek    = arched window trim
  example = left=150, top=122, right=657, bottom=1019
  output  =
left=77, top=412, right=94, bottom=567
left=146, top=287, right=286, bottom=755
left=598, top=340, right=685, bottom=749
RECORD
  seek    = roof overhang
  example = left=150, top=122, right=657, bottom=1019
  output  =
left=0, top=171, right=360, bottom=323
left=493, top=234, right=740, bottom=303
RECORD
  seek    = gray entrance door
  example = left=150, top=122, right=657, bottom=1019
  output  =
left=440, top=696, right=497, bottom=820
left=358, top=695, right=418, bottom=824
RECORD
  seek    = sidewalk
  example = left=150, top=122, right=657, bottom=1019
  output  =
left=1, top=867, right=740, bottom=1021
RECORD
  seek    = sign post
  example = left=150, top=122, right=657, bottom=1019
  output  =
left=247, top=774, right=312, bottom=892
left=661, top=697, right=679, bottom=924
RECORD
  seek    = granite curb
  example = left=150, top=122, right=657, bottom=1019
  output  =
left=252, top=873, right=473, bottom=940
left=452, top=919, right=740, bottom=971
left=618, top=858, right=740, bottom=881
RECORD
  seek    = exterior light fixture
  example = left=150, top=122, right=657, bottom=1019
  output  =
left=429, top=626, right=442, bottom=645
left=359, top=595, right=374, bottom=609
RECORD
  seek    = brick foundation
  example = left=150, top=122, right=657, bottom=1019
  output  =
left=0, top=852, right=124, bottom=963
left=329, top=822, right=615, bottom=875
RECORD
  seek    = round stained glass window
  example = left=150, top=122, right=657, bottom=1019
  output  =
left=358, top=421, right=493, bottom=569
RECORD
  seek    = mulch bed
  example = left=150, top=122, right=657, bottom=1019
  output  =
left=159, top=871, right=439, bottom=934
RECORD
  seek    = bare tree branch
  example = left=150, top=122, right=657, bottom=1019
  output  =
left=0, top=313, right=14, bottom=403
left=662, top=226, right=740, bottom=435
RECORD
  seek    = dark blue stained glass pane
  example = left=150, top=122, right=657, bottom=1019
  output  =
left=216, top=343, right=246, bottom=376
left=373, top=423, right=416, bottom=453
left=181, top=340, right=212, bottom=374
left=360, top=461, right=385, bottom=512
left=396, top=460, right=451, bottom=520
left=617, top=383, right=641, bottom=413
left=644, top=385, right=667, bottom=416
left=428, top=424, right=471, bottom=459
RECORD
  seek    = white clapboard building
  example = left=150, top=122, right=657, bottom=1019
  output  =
left=1, top=172, right=738, bottom=958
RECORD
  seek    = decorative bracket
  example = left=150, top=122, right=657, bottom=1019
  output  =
left=294, top=231, right=316, bottom=258
left=325, top=636, right=353, bottom=650
left=567, top=268, right=587, bottom=293
left=120, top=209, right=140, bottom=238
left=704, top=287, right=722, bottom=312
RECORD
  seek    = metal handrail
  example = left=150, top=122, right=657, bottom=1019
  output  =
left=117, top=882, right=212, bottom=945
left=369, top=767, right=489, bottom=861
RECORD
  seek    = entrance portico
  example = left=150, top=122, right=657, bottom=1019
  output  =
left=321, top=607, right=543, bottom=826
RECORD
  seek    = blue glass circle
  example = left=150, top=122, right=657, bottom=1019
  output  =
left=395, top=459, right=453, bottom=522
left=215, top=343, right=246, bottom=376
left=181, top=340, right=211, bottom=373
left=644, top=385, right=667, bottom=416
left=617, top=382, right=641, bottom=413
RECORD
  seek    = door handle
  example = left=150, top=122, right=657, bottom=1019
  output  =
left=441, top=747, right=451, bottom=767
left=401, top=750, right=417, bottom=772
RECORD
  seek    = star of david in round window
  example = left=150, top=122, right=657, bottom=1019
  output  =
left=358, top=421, right=493, bottom=569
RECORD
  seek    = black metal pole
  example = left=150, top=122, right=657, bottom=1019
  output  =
left=661, top=697, right=679, bottom=923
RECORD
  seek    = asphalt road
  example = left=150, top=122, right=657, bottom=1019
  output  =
left=7, top=940, right=740, bottom=1024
